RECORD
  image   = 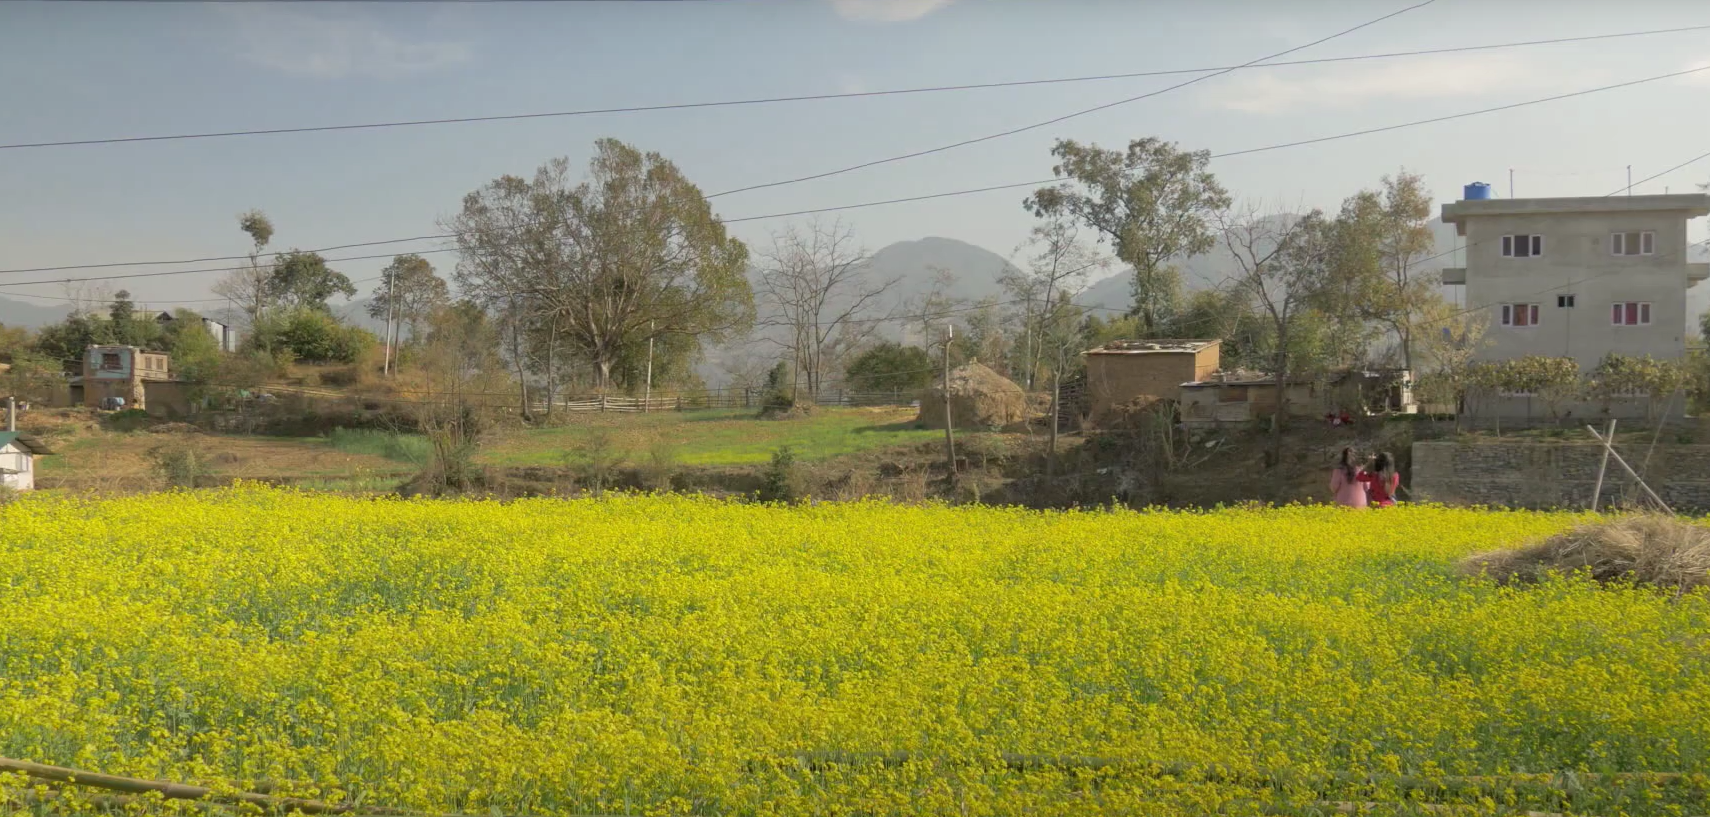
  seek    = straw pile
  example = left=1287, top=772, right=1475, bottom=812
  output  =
left=915, top=362, right=1028, bottom=430
left=1460, top=515, right=1710, bottom=593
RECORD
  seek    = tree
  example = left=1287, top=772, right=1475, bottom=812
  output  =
left=1338, top=171, right=1441, bottom=372
left=845, top=342, right=933, bottom=393
left=449, top=140, right=753, bottom=403
left=369, top=254, right=451, bottom=343
left=756, top=219, right=895, bottom=401
left=1026, top=138, right=1231, bottom=336
left=1413, top=304, right=1489, bottom=426
left=406, top=301, right=513, bottom=494
left=212, top=210, right=276, bottom=327
left=1168, top=286, right=1269, bottom=371
left=1001, top=217, right=1107, bottom=389
left=265, top=251, right=355, bottom=312
left=108, top=290, right=135, bottom=326
left=246, top=308, right=374, bottom=364
left=1494, top=355, right=1582, bottom=422
left=161, top=309, right=224, bottom=398
left=1588, top=353, right=1684, bottom=425
left=32, top=312, right=115, bottom=373
left=1220, top=204, right=1337, bottom=470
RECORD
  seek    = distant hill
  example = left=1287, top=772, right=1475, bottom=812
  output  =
left=0, top=296, right=71, bottom=329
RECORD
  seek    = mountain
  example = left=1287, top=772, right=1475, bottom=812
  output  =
left=0, top=296, right=72, bottom=329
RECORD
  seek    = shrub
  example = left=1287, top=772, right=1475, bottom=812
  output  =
left=758, top=445, right=798, bottom=503
left=246, top=309, right=375, bottom=364
left=148, top=441, right=209, bottom=488
left=576, top=428, right=625, bottom=496
left=642, top=438, right=680, bottom=492
left=845, top=342, right=933, bottom=393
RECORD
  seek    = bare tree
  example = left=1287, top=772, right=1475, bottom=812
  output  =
left=756, top=219, right=897, bottom=402
left=1219, top=203, right=1335, bottom=471
left=1002, top=217, right=1108, bottom=389
left=212, top=210, right=275, bottom=328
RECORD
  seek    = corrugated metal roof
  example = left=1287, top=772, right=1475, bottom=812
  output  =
left=1084, top=339, right=1220, bottom=355
left=0, top=432, right=53, bottom=455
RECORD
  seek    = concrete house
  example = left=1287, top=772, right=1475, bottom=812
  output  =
left=1440, top=191, right=1710, bottom=421
left=1441, top=192, right=1710, bottom=368
left=75, top=345, right=173, bottom=410
left=1083, top=339, right=1221, bottom=424
left=0, top=432, right=52, bottom=492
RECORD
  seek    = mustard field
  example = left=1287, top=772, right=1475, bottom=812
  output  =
left=1, top=488, right=1707, bottom=816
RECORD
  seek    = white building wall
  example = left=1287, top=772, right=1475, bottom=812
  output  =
left=1450, top=199, right=1706, bottom=370
left=0, top=443, right=33, bottom=492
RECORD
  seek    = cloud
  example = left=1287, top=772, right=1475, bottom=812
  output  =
left=830, top=0, right=955, bottom=23
left=215, top=5, right=471, bottom=79
left=1199, top=54, right=1570, bottom=114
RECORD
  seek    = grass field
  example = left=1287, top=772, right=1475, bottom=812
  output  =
left=481, top=406, right=944, bottom=466
left=2, top=488, right=1706, bottom=815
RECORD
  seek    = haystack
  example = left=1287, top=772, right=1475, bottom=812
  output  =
left=916, top=362, right=1027, bottom=430
left=1460, top=515, right=1710, bottom=594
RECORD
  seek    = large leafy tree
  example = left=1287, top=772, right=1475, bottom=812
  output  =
left=1026, top=138, right=1230, bottom=337
left=369, top=254, right=451, bottom=342
left=265, top=251, right=356, bottom=312
left=1337, top=170, right=1441, bottom=372
left=212, top=210, right=276, bottom=327
left=448, top=139, right=754, bottom=404
left=845, top=342, right=933, bottom=393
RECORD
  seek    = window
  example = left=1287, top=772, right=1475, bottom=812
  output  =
left=1501, top=234, right=1543, bottom=258
left=99, top=352, right=121, bottom=370
left=1500, top=303, right=1540, bottom=327
left=1612, top=302, right=1652, bottom=326
left=1557, top=295, right=1576, bottom=308
left=1611, top=231, right=1655, bottom=256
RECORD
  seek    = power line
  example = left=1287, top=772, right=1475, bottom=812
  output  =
left=704, top=0, right=1437, bottom=199
left=1605, top=149, right=1710, bottom=197
left=1211, top=64, right=1710, bottom=159
left=4, top=65, right=1704, bottom=289
left=6, top=23, right=1702, bottom=153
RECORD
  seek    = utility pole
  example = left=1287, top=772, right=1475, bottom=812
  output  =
left=644, top=321, right=655, bottom=413
left=6, top=397, right=15, bottom=433
left=1627, top=165, right=1633, bottom=197
left=942, top=323, right=955, bottom=482
left=1508, top=168, right=1513, bottom=198
left=381, top=266, right=396, bottom=377
left=1046, top=343, right=1063, bottom=478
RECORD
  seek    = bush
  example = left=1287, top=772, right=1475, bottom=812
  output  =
left=576, top=428, right=625, bottom=496
left=148, top=442, right=209, bottom=488
left=845, top=342, right=933, bottom=393
left=104, top=408, right=153, bottom=433
left=247, top=309, right=375, bottom=364
left=642, top=438, right=680, bottom=492
left=758, top=445, right=798, bottom=503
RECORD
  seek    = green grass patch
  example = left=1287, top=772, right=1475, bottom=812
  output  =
left=483, top=407, right=941, bottom=467
left=325, top=428, right=430, bottom=465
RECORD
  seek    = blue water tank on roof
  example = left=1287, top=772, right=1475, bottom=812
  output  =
left=1463, top=182, right=1492, bottom=200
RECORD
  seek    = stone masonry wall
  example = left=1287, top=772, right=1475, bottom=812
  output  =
left=1411, top=441, right=1710, bottom=512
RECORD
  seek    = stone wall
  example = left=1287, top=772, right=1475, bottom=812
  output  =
left=1411, top=440, right=1710, bottom=512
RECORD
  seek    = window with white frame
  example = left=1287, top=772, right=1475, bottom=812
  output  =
left=1612, top=302, right=1652, bottom=326
left=1611, top=231, right=1654, bottom=256
left=1501, top=234, right=1543, bottom=258
left=1500, top=303, right=1540, bottom=327
left=1557, top=294, right=1575, bottom=308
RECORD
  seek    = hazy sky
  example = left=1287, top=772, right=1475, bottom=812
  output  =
left=2, top=0, right=1709, bottom=312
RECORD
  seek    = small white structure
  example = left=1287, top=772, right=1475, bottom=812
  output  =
left=0, top=432, right=51, bottom=492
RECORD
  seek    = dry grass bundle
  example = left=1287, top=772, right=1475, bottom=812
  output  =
left=1460, top=515, right=1710, bottom=594
left=916, top=362, right=1027, bottom=430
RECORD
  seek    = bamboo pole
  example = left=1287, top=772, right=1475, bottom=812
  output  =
left=1590, top=419, right=1616, bottom=512
left=1587, top=425, right=1672, bottom=514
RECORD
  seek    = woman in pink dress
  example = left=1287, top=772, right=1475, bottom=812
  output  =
left=1330, top=446, right=1368, bottom=509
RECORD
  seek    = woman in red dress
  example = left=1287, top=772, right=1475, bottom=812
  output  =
left=1357, top=451, right=1400, bottom=507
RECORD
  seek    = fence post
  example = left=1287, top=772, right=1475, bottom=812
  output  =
left=599, top=395, right=607, bottom=413
left=744, top=387, right=751, bottom=409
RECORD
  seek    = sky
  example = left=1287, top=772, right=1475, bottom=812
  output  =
left=2, top=0, right=1709, bottom=315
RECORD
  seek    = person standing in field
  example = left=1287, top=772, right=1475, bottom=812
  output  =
left=1358, top=451, right=1400, bottom=508
left=1330, top=446, right=1368, bottom=508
